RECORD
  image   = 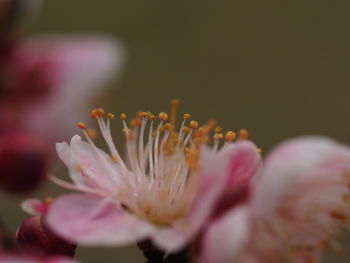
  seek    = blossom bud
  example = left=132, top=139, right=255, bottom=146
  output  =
left=0, top=134, right=49, bottom=193
left=17, top=216, right=76, bottom=258
left=3, top=53, right=56, bottom=101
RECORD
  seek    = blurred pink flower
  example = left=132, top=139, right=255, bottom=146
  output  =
left=4, top=35, right=125, bottom=144
left=45, top=107, right=261, bottom=252
left=200, top=137, right=350, bottom=263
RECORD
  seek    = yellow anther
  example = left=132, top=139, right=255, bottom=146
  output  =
left=77, top=122, right=86, bottom=129
left=163, top=123, right=172, bottom=131
left=120, top=113, right=127, bottom=120
left=149, top=114, right=155, bottom=120
left=225, top=131, right=236, bottom=142
left=107, top=113, right=115, bottom=119
left=239, top=128, right=249, bottom=140
left=140, top=111, right=148, bottom=118
left=170, top=99, right=179, bottom=106
left=184, top=113, right=191, bottom=119
left=214, top=127, right=223, bottom=134
left=91, top=109, right=98, bottom=118
left=190, top=120, right=199, bottom=129
left=257, top=148, right=262, bottom=153
left=130, top=118, right=142, bottom=127
left=91, top=108, right=105, bottom=118
left=158, top=112, right=168, bottom=121
left=182, top=126, right=191, bottom=134
left=87, top=128, right=97, bottom=139
left=214, top=133, right=224, bottom=140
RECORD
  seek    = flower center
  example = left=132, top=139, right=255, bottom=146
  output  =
left=76, top=100, right=248, bottom=225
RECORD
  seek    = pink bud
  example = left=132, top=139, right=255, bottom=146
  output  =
left=0, top=134, right=49, bottom=193
left=3, top=50, right=57, bottom=101
left=17, top=216, right=76, bottom=258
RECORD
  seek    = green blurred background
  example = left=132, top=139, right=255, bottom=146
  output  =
left=2, top=0, right=350, bottom=262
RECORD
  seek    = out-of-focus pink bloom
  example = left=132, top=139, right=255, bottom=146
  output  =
left=0, top=133, right=49, bottom=193
left=0, top=253, right=78, bottom=263
left=17, top=215, right=76, bottom=258
left=45, top=105, right=261, bottom=253
left=200, top=136, right=350, bottom=263
left=4, top=35, right=125, bottom=144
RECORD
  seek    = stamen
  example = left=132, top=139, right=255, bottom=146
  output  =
left=213, top=133, right=224, bottom=152
left=130, top=118, right=142, bottom=127
left=239, top=128, right=249, bottom=140
left=91, top=108, right=105, bottom=119
left=77, top=122, right=86, bottom=130
left=182, top=126, right=191, bottom=134
left=139, top=111, right=148, bottom=118
left=158, top=112, right=168, bottom=121
left=190, top=120, right=199, bottom=129
left=213, top=133, right=224, bottom=140
left=215, top=127, right=223, bottom=134
left=170, top=99, right=179, bottom=130
left=186, top=149, right=199, bottom=170
left=70, top=100, right=252, bottom=225
left=225, top=131, right=236, bottom=142
left=107, top=113, right=115, bottom=119
left=183, top=113, right=191, bottom=120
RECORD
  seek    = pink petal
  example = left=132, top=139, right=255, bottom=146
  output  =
left=152, top=142, right=259, bottom=252
left=21, top=199, right=46, bottom=216
left=225, top=141, right=261, bottom=190
left=55, top=135, right=118, bottom=192
left=45, top=194, right=156, bottom=246
left=246, top=136, right=350, bottom=261
left=253, top=136, right=350, bottom=215
left=200, top=206, right=250, bottom=263
left=214, top=141, right=261, bottom=216
left=20, top=35, right=125, bottom=143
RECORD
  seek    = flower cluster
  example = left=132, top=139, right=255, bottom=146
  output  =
left=0, top=1, right=350, bottom=263
left=44, top=101, right=350, bottom=263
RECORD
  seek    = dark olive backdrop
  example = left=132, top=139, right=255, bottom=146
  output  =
left=1, top=0, right=350, bottom=262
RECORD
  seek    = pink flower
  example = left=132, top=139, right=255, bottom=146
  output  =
left=4, top=35, right=125, bottom=144
left=200, top=136, right=350, bottom=263
left=45, top=102, right=261, bottom=253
